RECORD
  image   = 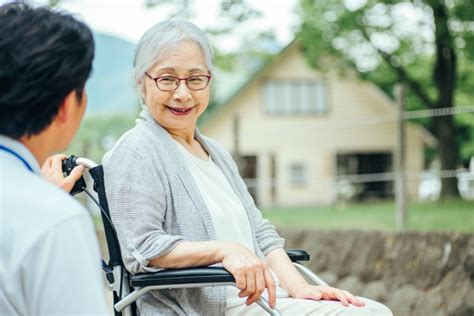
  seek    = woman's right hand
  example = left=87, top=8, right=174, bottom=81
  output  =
left=220, top=243, right=276, bottom=309
left=149, top=240, right=276, bottom=308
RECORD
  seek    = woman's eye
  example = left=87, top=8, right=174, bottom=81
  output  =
left=159, top=76, right=175, bottom=83
left=189, top=76, right=204, bottom=83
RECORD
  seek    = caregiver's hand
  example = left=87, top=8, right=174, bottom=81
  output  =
left=41, top=154, right=84, bottom=193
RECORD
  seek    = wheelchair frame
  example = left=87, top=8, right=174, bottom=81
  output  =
left=67, top=156, right=328, bottom=316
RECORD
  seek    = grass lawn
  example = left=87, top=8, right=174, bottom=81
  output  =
left=262, top=199, right=474, bottom=232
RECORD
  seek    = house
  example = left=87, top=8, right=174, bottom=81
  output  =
left=200, top=41, right=436, bottom=207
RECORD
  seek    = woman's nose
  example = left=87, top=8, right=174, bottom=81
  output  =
left=173, top=80, right=192, bottom=102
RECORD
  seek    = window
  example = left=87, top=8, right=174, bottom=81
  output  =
left=289, top=163, right=307, bottom=186
left=263, top=79, right=327, bottom=114
left=336, top=152, right=393, bottom=199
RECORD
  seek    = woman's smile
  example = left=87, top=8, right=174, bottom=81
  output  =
left=165, top=105, right=196, bottom=116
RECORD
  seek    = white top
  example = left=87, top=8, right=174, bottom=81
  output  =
left=174, top=140, right=255, bottom=252
left=174, top=140, right=288, bottom=307
left=0, top=136, right=108, bottom=315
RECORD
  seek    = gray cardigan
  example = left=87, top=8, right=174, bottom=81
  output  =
left=103, top=107, right=284, bottom=316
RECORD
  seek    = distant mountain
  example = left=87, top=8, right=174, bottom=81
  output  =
left=85, top=33, right=139, bottom=115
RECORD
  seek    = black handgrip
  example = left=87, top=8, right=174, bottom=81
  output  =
left=286, top=249, right=310, bottom=262
left=61, top=155, right=87, bottom=195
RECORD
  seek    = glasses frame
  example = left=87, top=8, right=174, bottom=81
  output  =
left=145, top=72, right=212, bottom=91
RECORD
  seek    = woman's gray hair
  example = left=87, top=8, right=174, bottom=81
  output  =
left=132, top=20, right=215, bottom=88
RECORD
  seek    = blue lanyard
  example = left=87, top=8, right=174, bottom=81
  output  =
left=0, top=144, right=34, bottom=172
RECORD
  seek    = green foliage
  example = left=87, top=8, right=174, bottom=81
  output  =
left=297, top=0, right=474, bottom=166
left=66, top=113, right=137, bottom=162
left=142, top=0, right=275, bottom=73
left=47, top=0, right=61, bottom=7
left=142, top=0, right=277, bottom=120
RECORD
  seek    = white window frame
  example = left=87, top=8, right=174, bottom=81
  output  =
left=289, top=163, right=307, bottom=187
left=263, top=79, right=327, bottom=115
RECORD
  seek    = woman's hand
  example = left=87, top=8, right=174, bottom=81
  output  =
left=41, top=154, right=84, bottom=193
left=220, top=243, right=276, bottom=309
left=290, top=284, right=365, bottom=307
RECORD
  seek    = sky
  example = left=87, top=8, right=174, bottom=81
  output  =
left=15, top=0, right=301, bottom=50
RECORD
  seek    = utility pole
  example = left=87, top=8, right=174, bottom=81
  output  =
left=232, top=114, right=242, bottom=173
left=395, top=84, right=408, bottom=231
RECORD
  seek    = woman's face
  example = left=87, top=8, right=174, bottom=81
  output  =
left=142, top=41, right=210, bottom=135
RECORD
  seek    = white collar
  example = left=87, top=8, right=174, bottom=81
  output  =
left=0, top=135, right=40, bottom=173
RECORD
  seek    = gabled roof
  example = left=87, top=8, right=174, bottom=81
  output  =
left=200, top=39, right=297, bottom=125
left=201, top=39, right=437, bottom=147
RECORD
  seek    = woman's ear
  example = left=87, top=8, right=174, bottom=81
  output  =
left=139, top=81, right=147, bottom=100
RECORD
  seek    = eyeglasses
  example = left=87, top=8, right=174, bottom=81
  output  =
left=145, top=72, right=212, bottom=91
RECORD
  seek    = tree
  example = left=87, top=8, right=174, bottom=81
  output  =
left=297, top=0, right=474, bottom=197
left=143, top=0, right=276, bottom=116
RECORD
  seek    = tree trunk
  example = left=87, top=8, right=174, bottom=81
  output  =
left=433, top=115, right=459, bottom=196
left=430, top=0, right=460, bottom=197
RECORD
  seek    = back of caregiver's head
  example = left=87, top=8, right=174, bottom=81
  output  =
left=0, top=2, right=94, bottom=139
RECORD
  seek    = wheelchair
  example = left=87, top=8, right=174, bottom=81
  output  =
left=63, top=155, right=329, bottom=316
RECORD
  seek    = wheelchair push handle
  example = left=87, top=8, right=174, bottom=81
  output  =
left=62, top=155, right=99, bottom=170
left=61, top=155, right=98, bottom=195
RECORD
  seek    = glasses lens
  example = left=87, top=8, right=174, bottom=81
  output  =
left=187, top=75, right=209, bottom=90
left=157, top=76, right=178, bottom=90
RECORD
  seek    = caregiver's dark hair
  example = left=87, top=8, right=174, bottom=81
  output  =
left=0, top=2, right=94, bottom=138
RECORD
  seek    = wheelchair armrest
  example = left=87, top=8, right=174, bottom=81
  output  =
left=121, top=252, right=315, bottom=315
left=129, top=250, right=309, bottom=288
left=129, top=266, right=235, bottom=288
left=120, top=267, right=278, bottom=314
left=286, top=249, right=310, bottom=262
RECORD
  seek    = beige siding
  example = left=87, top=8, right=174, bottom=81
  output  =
left=202, top=43, right=431, bottom=207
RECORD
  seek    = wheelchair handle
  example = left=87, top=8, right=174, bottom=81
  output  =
left=61, top=155, right=98, bottom=196
left=62, top=155, right=98, bottom=171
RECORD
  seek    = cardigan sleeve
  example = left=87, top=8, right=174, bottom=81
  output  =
left=103, top=138, right=186, bottom=274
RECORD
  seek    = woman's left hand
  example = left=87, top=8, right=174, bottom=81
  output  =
left=290, top=285, right=365, bottom=307
left=41, top=154, right=84, bottom=193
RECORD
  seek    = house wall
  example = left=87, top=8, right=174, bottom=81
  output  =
left=201, top=44, right=427, bottom=207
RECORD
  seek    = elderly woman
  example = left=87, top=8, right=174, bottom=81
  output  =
left=103, top=20, right=392, bottom=316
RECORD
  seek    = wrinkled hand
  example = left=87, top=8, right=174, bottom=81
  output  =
left=221, top=244, right=276, bottom=308
left=41, top=154, right=84, bottom=193
left=291, top=285, right=365, bottom=307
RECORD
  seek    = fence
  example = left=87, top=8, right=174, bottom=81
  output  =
left=238, top=101, right=474, bottom=230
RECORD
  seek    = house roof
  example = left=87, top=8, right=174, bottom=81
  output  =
left=200, top=39, right=297, bottom=125
left=201, top=39, right=437, bottom=147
